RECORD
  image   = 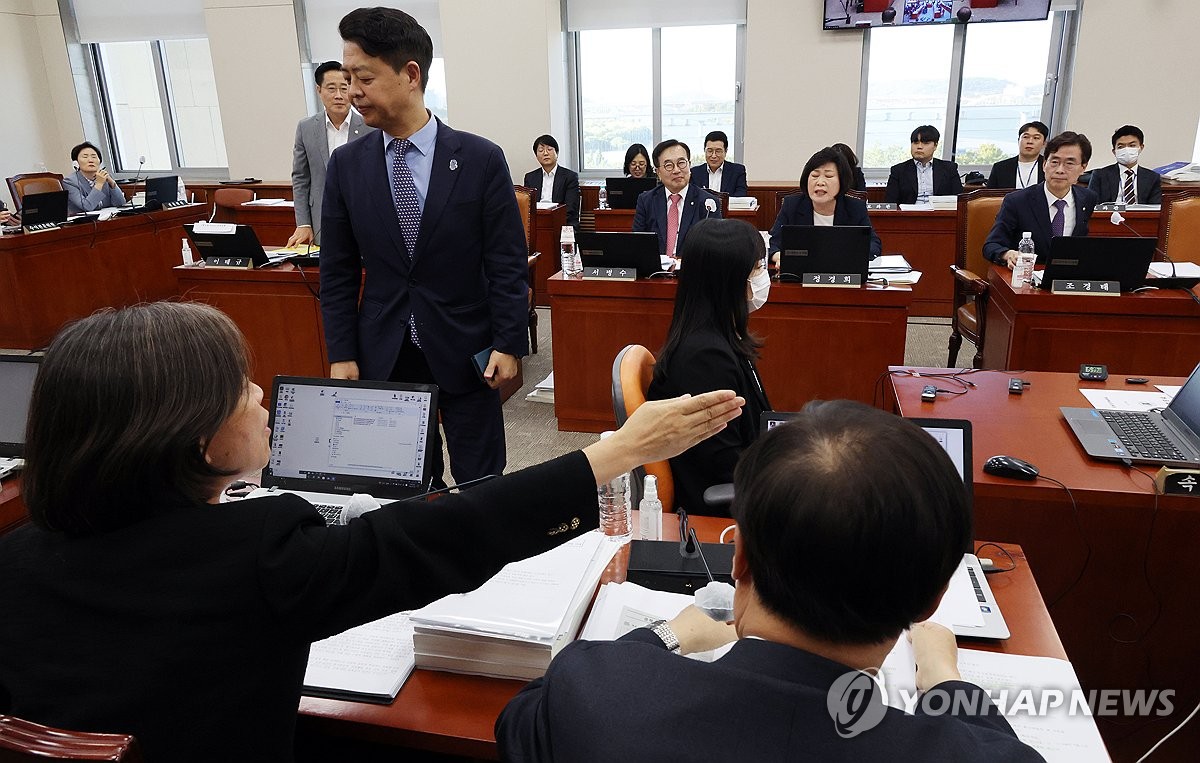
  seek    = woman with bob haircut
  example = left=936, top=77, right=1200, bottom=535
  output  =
left=623, top=143, right=653, bottom=179
left=768, top=147, right=882, bottom=260
left=0, top=301, right=743, bottom=761
left=647, top=218, right=772, bottom=515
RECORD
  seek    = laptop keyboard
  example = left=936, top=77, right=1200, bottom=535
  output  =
left=1100, top=411, right=1186, bottom=460
left=313, top=503, right=344, bottom=525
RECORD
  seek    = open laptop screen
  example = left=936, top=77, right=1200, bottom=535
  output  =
left=0, top=356, right=40, bottom=457
left=1166, top=362, right=1200, bottom=436
left=262, top=376, right=438, bottom=499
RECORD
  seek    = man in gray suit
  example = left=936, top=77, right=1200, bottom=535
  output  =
left=287, top=60, right=373, bottom=247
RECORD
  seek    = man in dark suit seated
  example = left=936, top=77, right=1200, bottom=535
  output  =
left=984, top=131, right=1098, bottom=269
left=691, top=130, right=748, bottom=197
left=884, top=125, right=964, bottom=204
left=522, top=134, right=580, bottom=227
left=320, top=7, right=528, bottom=486
left=986, top=121, right=1048, bottom=189
left=496, top=401, right=1042, bottom=762
left=634, top=139, right=722, bottom=258
left=1087, top=125, right=1163, bottom=205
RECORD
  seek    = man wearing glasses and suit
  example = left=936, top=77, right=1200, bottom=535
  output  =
left=634, top=139, right=723, bottom=258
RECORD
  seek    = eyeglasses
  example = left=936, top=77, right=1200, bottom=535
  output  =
left=629, top=160, right=647, bottom=169
left=1045, top=158, right=1081, bottom=169
left=659, top=160, right=688, bottom=172
left=705, top=148, right=725, bottom=156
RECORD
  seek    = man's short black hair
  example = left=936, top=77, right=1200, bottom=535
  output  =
left=910, top=125, right=941, bottom=144
left=704, top=131, right=729, bottom=150
left=731, top=401, right=971, bottom=645
left=1019, top=121, right=1049, bottom=140
left=339, top=7, right=433, bottom=90
left=314, top=60, right=346, bottom=87
left=1046, top=131, right=1092, bottom=164
left=533, top=134, right=559, bottom=154
left=652, top=139, right=690, bottom=167
left=1111, top=125, right=1145, bottom=148
left=70, top=141, right=102, bottom=163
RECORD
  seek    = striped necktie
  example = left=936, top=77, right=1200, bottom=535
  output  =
left=1121, top=169, right=1136, bottom=205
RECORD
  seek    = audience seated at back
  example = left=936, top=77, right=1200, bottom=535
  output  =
left=831, top=142, right=868, bottom=192
left=523, top=133, right=580, bottom=227
left=691, top=130, right=748, bottom=196
left=769, top=147, right=882, bottom=260
left=986, top=121, right=1048, bottom=189
left=1086, top=124, right=1162, bottom=205
left=884, top=125, right=964, bottom=204
left=623, top=143, right=653, bottom=179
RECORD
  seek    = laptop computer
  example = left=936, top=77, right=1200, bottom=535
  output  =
left=777, top=225, right=873, bottom=283
left=250, top=376, right=439, bottom=523
left=0, top=355, right=40, bottom=479
left=576, top=231, right=665, bottom=276
left=604, top=177, right=657, bottom=210
left=1033, top=236, right=1157, bottom=292
left=20, top=190, right=69, bottom=230
left=144, top=175, right=179, bottom=209
left=184, top=223, right=287, bottom=268
left=1062, top=362, right=1200, bottom=466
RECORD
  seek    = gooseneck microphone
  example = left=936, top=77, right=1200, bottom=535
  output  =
left=131, top=155, right=146, bottom=183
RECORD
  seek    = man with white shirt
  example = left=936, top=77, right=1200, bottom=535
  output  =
left=691, top=130, right=748, bottom=197
left=633, top=139, right=723, bottom=258
left=522, top=134, right=579, bottom=227
left=986, top=121, right=1048, bottom=189
left=884, top=125, right=963, bottom=204
left=984, top=131, right=1099, bottom=268
left=1087, top=125, right=1163, bottom=205
left=286, top=60, right=373, bottom=247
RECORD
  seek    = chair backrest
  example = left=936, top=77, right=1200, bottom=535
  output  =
left=210, top=188, right=254, bottom=223
left=0, top=715, right=142, bottom=762
left=1159, top=189, right=1200, bottom=262
left=610, top=345, right=675, bottom=510
left=774, top=188, right=803, bottom=210
left=845, top=189, right=868, bottom=202
left=7, top=173, right=65, bottom=213
left=956, top=188, right=1009, bottom=274
left=513, top=185, right=536, bottom=255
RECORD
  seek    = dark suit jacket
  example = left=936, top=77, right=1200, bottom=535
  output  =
left=768, top=194, right=882, bottom=259
left=1087, top=163, right=1162, bottom=204
left=884, top=158, right=964, bottom=204
left=646, top=327, right=769, bottom=514
left=496, top=630, right=1043, bottom=762
left=320, top=119, right=529, bottom=395
left=0, top=452, right=599, bottom=763
left=523, top=166, right=580, bottom=227
left=690, top=161, right=748, bottom=196
left=851, top=165, right=868, bottom=193
left=987, top=156, right=1044, bottom=189
left=632, top=184, right=723, bottom=256
left=291, top=110, right=373, bottom=238
left=983, top=183, right=1099, bottom=265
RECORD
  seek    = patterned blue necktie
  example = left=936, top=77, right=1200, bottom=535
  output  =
left=1051, top=198, right=1067, bottom=238
left=390, top=137, right=422, bottom=348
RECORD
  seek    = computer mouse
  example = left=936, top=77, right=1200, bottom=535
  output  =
left=983, top=455, right=1040, bottom=481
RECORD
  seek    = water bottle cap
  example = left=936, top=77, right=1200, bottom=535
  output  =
left=600, top=430, right=615, bottom=440
left=1022, top=232, right=1032, bottom=238
left=643, top=474, right=657, bottom=499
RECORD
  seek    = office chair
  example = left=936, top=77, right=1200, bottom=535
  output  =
left=0, top=715, right=142, bottom=762
left=513, top=185, right=540, bottom=353
left=948, top=188, right=1008, bottom=368
left=1159, top=188, right=1200, bottom=263
left=611, top=344, right=675, bottom=510
left=6, top=173, right=65, bottom=214
left=209, top=188, right=254, bottom=223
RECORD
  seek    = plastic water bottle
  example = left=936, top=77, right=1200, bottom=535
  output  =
left=598, top=184, right=609, bottom=210
left=560, top=225, right=581, bottom=276
left=1013, top=232, right=1036, bottom=287
left=181, top=238, right=194, bottom=265
left=638, top=474, right=662, bottom=541
left=597, top=431, right=631, bottom=542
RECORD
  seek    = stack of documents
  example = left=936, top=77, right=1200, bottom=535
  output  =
left=410, top=532, right=617, bottom=680
left=242, top=198, right=294, bottom=207
left=928, top=195, right=959, bottom=210
left=524, top=373, right=555, bottom=404
left=728, top=196, right=758, bottom=211
left=869, top=254, right=922, bottom=286
left=302, top=612, right=415, bottom=703
left=582, top=581, right=733, bottom=662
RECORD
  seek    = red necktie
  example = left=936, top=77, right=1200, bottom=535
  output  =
left=666, top=193, right=681, bottom=256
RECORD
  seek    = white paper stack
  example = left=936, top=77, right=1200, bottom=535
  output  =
left=524, top=372, right=555, bottom=404
left=410, top=531, right=617, bottom=680
left=728, top=196, right=758, bottom=210
left=928, top=195, right=959, bottom=210
left=302, top=611, right=415, bottom=703
left=581, top=581, right=733, bottom=662
left=869, top=254, right=922, bottom=285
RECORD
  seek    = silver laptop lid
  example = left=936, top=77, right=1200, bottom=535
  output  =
left=1163, top=362, right=1200, bottom=445
left=0, top=356, right=40, bottom=458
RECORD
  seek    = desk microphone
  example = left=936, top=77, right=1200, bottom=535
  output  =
left=132, top=155, right=145, bottom=182
left=1107, top=210, right=1183, bottom=282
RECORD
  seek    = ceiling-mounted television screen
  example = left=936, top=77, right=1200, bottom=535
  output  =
left=824, top=1, right=1051, bottom=31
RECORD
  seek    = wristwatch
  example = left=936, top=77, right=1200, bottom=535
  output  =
left=648, top=619, right=681, bottom=652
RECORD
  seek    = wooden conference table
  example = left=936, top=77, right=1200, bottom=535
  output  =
left=0, top=204, right=207, bottom=348
left=297, top=518, right=1063, bottom=760
left=547, top=273, right=914, bottom=432
left=982, top=264, right=1200, bottom=376
left=888, top=369, right=1198, bottom=761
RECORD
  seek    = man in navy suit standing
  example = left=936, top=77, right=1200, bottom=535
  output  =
left=691, top=130, right=748, bottom=197
left=320, top=7, right=528, bottom=486
left=634, top=139, right=723, bottom=258
left=984, top=131, right=1098, bottom=268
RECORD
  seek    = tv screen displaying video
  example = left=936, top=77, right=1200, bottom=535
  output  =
left=824, top=0, right=1051, bottom=31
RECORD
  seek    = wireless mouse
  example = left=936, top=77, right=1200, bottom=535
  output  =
left=983, top=455, right=1039, bottom=481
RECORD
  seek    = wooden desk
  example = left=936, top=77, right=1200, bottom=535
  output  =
left=0, top=478, right=26, bottom=536
left=548, top=274, right=912, bottom=432
left=983, top=264, right=1200, bottom=375
left=889, top=369, right=1199, bottom=761
left=0, top=205, right=207, bottom=348
left=298, top=517, right=1061, bottom=760
left=229, top=202, right=296, bottom=245
left=530, top=206, right=567, bottom=308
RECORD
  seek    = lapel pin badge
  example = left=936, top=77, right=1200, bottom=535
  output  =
left=449, top=159, right=459, bottom=171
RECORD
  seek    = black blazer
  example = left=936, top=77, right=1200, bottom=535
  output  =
left=0, top=452, right=599, bottom=762
left=986, top=156, right=1044, bottom=189
left=646, top=327, right=769, bottom=514
left=690, top=161, right=748, bottom=196
left=983, top=183, right=1099, bottom=265
left=632, top=184, right=723, bottom=256
left=523, top=166, right=580, bottom=226
left=497, top=629, right=1043, bottom=762
left=851, top=165, right=868, bottom=193
left=320, top=119, right=529, bottom=394
left=884, top=158, right=964, bottom=204
left=768, top=194, right=882, bottom=259
left=1087, top=163, right=1162, bottom=204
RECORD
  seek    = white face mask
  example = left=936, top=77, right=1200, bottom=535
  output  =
left=1114, top=146, right=1140, bottom=166
left=747, top=268, right=771, bottom=312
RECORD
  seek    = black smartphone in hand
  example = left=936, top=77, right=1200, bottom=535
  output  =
left=472, top=347, right=495, bottom=383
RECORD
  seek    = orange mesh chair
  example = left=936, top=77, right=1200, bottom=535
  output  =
left=611, top=344, right=675, bottom=510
